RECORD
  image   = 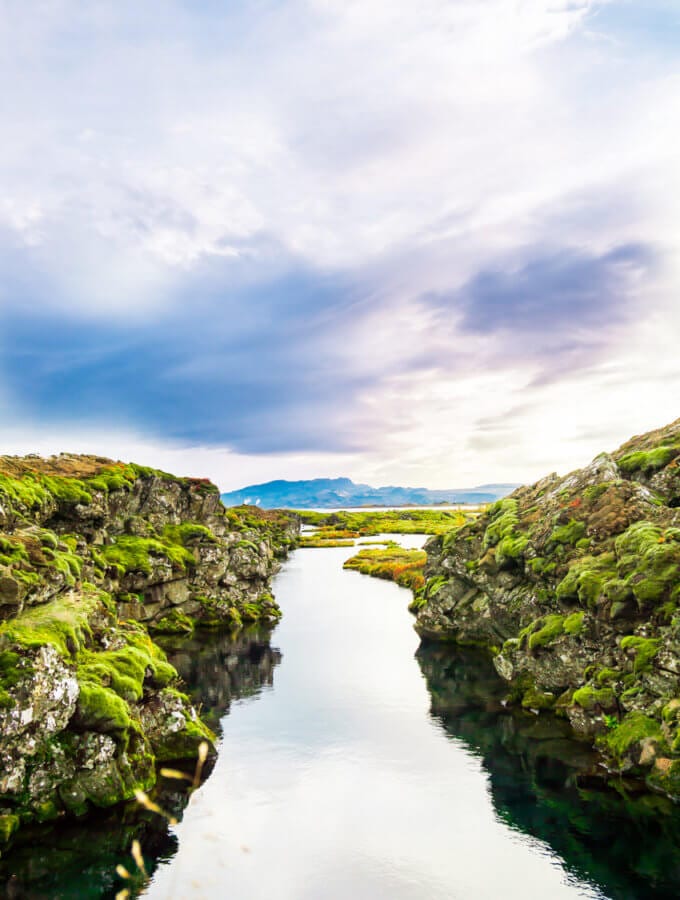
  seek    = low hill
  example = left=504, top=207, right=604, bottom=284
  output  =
left=221, top=476, right=519, bottom=509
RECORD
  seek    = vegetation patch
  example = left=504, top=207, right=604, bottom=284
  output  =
left=343, top=543, right=427, bottom=591
left=98, top=535, right=195, bottom=576
left=618, top=447, right=679, bottom=474
left=620, top=635, right=661, bottom=673
left=602, top=712, right=663, bottom=761
left=482, top=499, right=528, bottom=566
left=563, top=611, right=585, bottom=635
left=572, top=684, right=616, bottom=711
left=297, top=508, right=472, bottom=536
left=550, top=519, right=587, bottom=546
left=299, top=537, right=356, bottom=548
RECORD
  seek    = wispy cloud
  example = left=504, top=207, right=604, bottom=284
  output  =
left=0, top=0, right=678, bottom=487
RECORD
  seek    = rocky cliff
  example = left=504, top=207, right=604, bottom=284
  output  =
left=0, top=454, right=298, bottom=847
left=415, top=418, right=680, bottom=796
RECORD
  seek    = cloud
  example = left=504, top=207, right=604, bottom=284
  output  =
left=0, top=0, right=678, bottom=487
left=0, top=258, right=389, bottom=454
left=453, top=243, right=651, bottom=336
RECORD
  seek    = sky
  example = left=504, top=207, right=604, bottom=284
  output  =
left=0, top=0, right=679, bottom=492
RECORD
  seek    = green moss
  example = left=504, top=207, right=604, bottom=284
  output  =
left=152, top=694, right=215, bottom=762
left=42, top=545, right=84, bottom=582
left=0, top=813, right=20, bottom=845
left=521, top=687, right=556, bottom=710
left=423, top=575, right=448, bottom=599
left=483, top=499, right=519, bottom=548
left=0, top=473, right=49, bottom=510
left=527, top=557, right=556, bottom=575
left=615, top=522, right=680, bottom=606
left=162, top=523, right=217, bottom=546
left=85, top=465, right=138, bottom=494
left=563, top=611, right=585, bottom=635
left=647, top=759, right=680, bottom=796
left=550, top=519, right=587, bottom=546
left=75, top=681, right=133, bottom=735
left=0, top=649, right=31, bottom=697
left=0, top=535, right=29, bottom=564
left=602, top=712, right=662, bottom=759
left=13, top=569, right=40, bottom=586
left=0, top=594, right=98, bottom=656
left=572, top=684, right=616, bottom=710
left=226, top=606, right=243, bottom=627
left=527, top=614, right=566, bottom=650
left=584, top=482, right=614, bottom=503
left=556, top=553, right=616, bottom=607
left=39, top=474, right=92, bottom=506
left=38, top=529, right=59, bottom=549
left=78, top=636, right=176, bottom=704
left=618, top=446, right=679, bottom=473
left=241, top=602, right=263, bottom=621
left=98, top=535, right=195, bottom=575
left=603, top=578, right=633, bottom=605
left=620, top=635, right=661, bottom=673
left=235, top=538, right=259, bottom=551
left=496, top=534, right=529, bottom=564
left=150, top=608, right=195, bottom=635
left=662, top=699, right=680, bottom=723
left=299, top=538, right=355, bottom=548
left=620, top=683, right=644, bottom=705
left=595, top=667, right=621, bottom=685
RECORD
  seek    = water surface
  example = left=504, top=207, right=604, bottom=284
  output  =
left=148, top=541, right=617, bottom=900
left=5, top=539, right=680, bottom=898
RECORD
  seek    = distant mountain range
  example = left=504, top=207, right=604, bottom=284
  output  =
left=220, top=477, right=521, bottom=509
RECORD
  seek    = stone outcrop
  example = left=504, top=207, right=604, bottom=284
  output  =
left=415, top=418, right=680, bottom=796
left=0, top=454, right=298, bottom=847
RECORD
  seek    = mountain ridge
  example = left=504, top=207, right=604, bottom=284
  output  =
left=221, top=476, right=521, bottom=509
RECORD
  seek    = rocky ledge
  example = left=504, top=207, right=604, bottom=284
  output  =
left=0, top=454, right=298, bottom=847
left=414, top=418, right=680, bottom=797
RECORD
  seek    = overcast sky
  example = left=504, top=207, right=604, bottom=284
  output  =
left=1, top=0, right=679, bottom=490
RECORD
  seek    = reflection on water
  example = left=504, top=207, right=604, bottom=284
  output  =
left=0, top=628, right=280, bottom=899
left=158, top=627, right=281, bottom=737
left=417, top=641, right=680, bottom=900
left=6, top=544, right=680, bottom=900
left=148, top=546, right=608, bottom=900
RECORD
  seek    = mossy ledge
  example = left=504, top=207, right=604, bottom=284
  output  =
left=0, top=453, right=299, bottom=846
left=414, top=417, right=680, bottom=799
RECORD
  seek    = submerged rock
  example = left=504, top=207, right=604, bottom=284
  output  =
left=0, top=454, right=299, bottom=845
left=415, top=418, right=680, bottom=797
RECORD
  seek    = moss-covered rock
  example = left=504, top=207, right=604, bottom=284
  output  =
left=0, top=453, right=300, bottom=845
left=415, top=417, right=680, bottom=798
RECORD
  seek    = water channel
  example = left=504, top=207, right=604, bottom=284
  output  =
left=3, top=537, right=680, bottom=898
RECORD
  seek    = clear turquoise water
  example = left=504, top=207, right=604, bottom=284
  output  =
left=4, top=538, right=680, bottom=899
left=149, top=541, right=680, bottom=900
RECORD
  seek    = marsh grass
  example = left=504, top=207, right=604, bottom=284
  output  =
left=342, top=543, right=427, bottom=591
left=297, top=508, right=472, bottom=536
